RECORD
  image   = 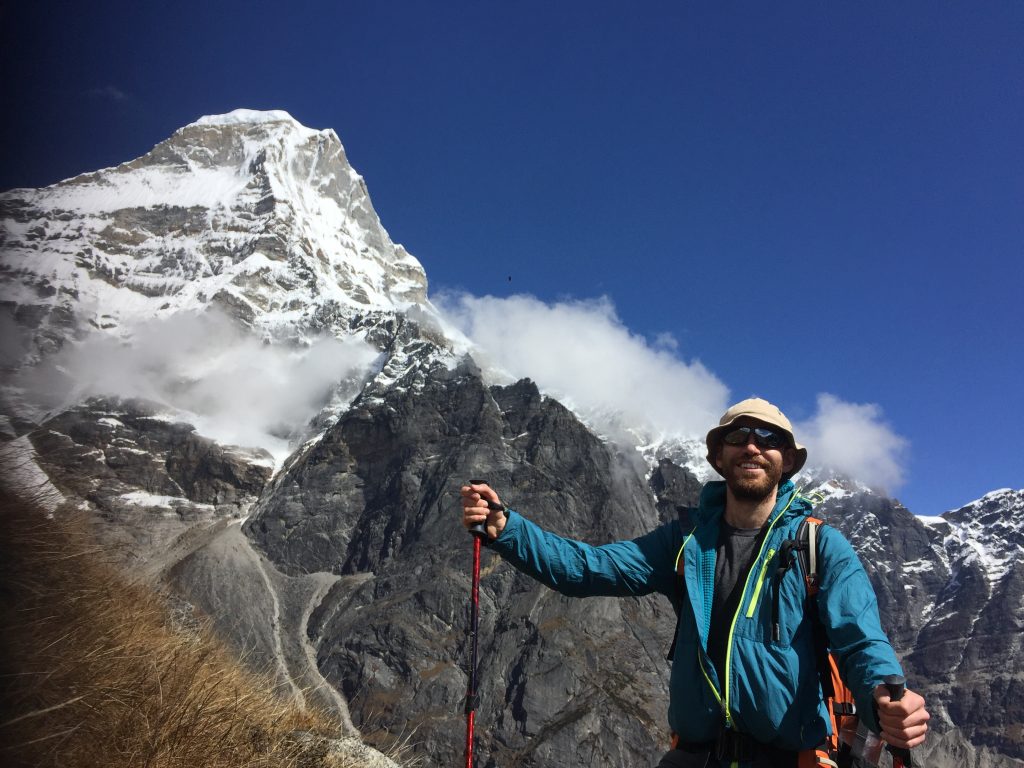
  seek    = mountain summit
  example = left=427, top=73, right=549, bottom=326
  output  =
left=1, top=111, right=1022, bottom=768
left=1, top=109, right=428, bottom=360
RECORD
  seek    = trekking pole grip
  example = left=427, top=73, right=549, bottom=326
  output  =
left=468, top=479, right=503, bottom=539
left=882, top=674, right=913, bottom=767
left=883, top=674, right=905, bottom=702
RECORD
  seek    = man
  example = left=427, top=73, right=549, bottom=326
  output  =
left=461, top=397, right=929, bottom=767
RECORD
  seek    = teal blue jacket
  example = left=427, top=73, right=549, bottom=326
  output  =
left=489, top=480, right=902, bottom=749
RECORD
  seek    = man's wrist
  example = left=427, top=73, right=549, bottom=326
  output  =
left=486, top=508, right=516, bottom=546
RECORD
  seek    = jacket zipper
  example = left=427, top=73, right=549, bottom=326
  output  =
left=745, top=548, right=776, bottom=619
left=717, top=493, right=797, bottom=730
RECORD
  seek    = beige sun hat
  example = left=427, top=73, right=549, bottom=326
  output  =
left=705, top=397, right=808, bottom=481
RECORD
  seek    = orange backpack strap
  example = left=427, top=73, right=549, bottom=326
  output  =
left=798, top=515, right=858, bottom=768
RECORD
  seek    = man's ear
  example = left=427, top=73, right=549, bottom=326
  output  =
left=782, top=448, right=796, bottom=473
left=715, top=445, right=724, bottom=470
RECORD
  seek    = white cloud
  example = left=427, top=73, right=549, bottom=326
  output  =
left=436, top=292, right=730, bottom=439
left=795, top=393, right=908, bottom=493
left=437, top=292, right=909, bottom=492
left=16, top=296, right=909, bottom=491
left=20, top=310, right=379, bottom=460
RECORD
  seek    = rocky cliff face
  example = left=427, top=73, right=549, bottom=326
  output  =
left=25, top=397, right=272, bottom=567
left=913, top=491, right=1024, bottom=758
left=247, top=361, right=674, bottom=766
left=2, top=111, right=1022, bottom=767
left=812, top=488, right=1024, bottom=762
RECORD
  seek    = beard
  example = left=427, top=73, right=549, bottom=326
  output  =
left=725, top=460, right=784, bottom=502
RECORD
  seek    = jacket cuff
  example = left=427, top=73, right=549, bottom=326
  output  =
left=487, top=508, right=520, bottom=550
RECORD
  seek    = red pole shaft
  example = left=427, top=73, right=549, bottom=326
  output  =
left=465, top=534, right=482, bottom=768
left=465, top=711, right=476, bottom=768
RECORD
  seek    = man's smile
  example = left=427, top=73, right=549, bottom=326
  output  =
left=738, top=461, right=767, bottom=471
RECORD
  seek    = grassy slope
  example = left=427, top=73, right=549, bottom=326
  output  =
left=0, top=489, right=385, bottom=768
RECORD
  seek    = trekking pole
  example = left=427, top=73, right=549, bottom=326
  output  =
left=464, top=480, right=503, bottom=768
left=883, top=675, right=913, bottom=768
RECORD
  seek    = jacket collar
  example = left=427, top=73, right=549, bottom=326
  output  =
left=692, top=479, right=806, bottom=527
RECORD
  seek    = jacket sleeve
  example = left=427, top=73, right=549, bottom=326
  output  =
left=488, top=509, right=679, bottom=599
left=816, top=525, right=903, bottom=733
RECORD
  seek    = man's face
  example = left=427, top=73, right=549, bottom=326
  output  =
left=715, top=418, right=796, bottom=502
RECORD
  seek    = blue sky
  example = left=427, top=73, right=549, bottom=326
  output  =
left=2, top=1, right=1021, bottom=515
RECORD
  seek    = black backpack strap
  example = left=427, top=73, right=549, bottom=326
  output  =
left=795, top=516, right=822, bottom=594
left=770, top=516, right=835, bottom=696
left=770, top=517, right=809, bottom=642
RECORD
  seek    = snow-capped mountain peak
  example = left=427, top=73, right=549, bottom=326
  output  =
left=192, top=108, right=305, bottom=128
left=0, top=110, right=466, bottom=461
left=936, top=487, right=1024, bottom=588
left=0, top=109, right=429, bottom=358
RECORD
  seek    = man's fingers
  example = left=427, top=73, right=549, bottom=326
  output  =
left=879, top=708, right=929, bottom=728
left=460, top=483, right=488, bottom=501
left=878, top=702, right=930, bottom=749
left=461, top=485, right=496, bottom=531
left=460, top=485, right=487, bottom=504
left=462, top=506, right=489, bottom=531
left=873, top=685, right=930, bottom=750
left=461, top=494, right=490, bottom=518
left=461, top=483, right=503, bottom=509
left=879, top=703, right=929, bottom=722
left=883, top=723, right=928, bottom=749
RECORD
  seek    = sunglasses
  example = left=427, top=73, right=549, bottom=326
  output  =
left=721, top=426, right=788, bottom=450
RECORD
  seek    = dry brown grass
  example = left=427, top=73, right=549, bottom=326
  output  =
left=0, top=489, right=384, bottom=768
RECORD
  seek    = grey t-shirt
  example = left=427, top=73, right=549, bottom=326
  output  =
left=707, top=521, right=767, bottom=687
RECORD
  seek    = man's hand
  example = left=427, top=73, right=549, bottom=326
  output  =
left=460, top=483, right=507, bottom=541
left=874, top=684, right=930, bottom=748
